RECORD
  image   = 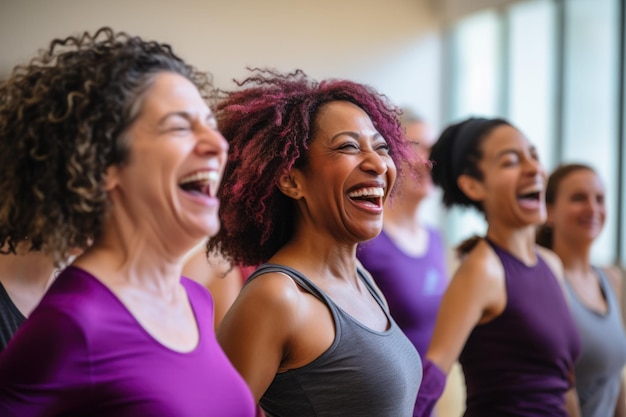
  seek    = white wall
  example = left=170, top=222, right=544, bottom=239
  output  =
left=0, top=0, right=443, bottom=126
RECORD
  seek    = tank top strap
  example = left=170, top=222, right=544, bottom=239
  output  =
left=483, top=236, right=546, bottom=266
left=247, top=263, right=388, bottom=314
left=483, top=236, right=496, bottom=249
left=356, top=267, right=389, bottom=313
left=247, top=263, right=328, bottom=303
left=593, top=266, right=618, bottom=308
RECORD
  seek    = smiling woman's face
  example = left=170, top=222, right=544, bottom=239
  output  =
left=104, top=72, right=229, bottom=250
left=469, top=124, right=547, bottom=228
left=290, top=100, right=396, bottom=244
left=548, top=168, right=606, bottom=245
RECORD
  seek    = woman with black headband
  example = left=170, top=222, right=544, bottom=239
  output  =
left=415, top=117, right=582, bottom=416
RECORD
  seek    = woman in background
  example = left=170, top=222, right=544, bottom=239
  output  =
left=416, top=117, right=581, bottom=416
left=537, top=163, right=626, bottom=417
left=0, top=248, right=57, bottom=350
left=183, top=242, right=244, bottom=328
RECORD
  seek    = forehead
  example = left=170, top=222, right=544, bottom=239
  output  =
left=480, top=124, right=530, bottom=157
left=560, top=169, right=604, bottom=192
left=405, top=121, right=435, bottom=147
left=139, top=72, right=209, bottom=118
left=314, top=101, right=377, bottom=136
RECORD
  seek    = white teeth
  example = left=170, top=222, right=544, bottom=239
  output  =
left=179, top=171, right=219, bottom=185
left=347, top=187, right=384, bottom=198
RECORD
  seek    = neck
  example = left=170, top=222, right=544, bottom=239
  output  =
left=384, top=195, right=423, bottom=233
left=485, top=225, right=537, bottom=264
left=0, top=251, right=56, bottom=288
left=0, top=251, right=57, bottom=316
left=551, top=235, right=592, bottom=274
left=272, top=227, right=359, bottom=285
left=73, top=215, right=198, bottom=295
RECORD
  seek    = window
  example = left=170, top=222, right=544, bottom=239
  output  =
left=442, top=0, right=623, bottom=265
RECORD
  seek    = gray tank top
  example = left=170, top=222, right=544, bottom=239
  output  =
left=564, top=267, right=626, bottom=417
left=251, top=263, right=422, bottom=417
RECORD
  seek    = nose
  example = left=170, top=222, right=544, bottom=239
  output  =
left=586, top=196, right=603, bottom=213
left=360, top=149, right=390, bottom=176
left=196, top=124, right=229, bottom=157
left=523, top=155, right=542, bottom=177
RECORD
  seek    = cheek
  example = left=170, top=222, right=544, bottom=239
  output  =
left=387, top=158, right=398, bottom=182
left=559, top=206, right=587, bottom=230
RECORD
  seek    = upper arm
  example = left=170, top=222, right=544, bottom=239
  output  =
left=182, top=249, right=244, bottom=328
left=426, top=242, right=505, bottom=374
left=207, top=266, right=243, bottom=328
left=564, top=387, right=581, bottom=417
left=217, top=273, right=298, bottom=402
left=0, top=307, right=89, bottom=415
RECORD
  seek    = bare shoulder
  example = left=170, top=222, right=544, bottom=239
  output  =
left=234, top=270, right=304, bottom=315
left=217, top=270, right=305, bottom=355
left=181, top=246, right=233, bottom=287
left=447, top=239, right=506, bottom=319
left=455, top=239, right=504, bottom=285
left=536, top=245, right=564, bottom=281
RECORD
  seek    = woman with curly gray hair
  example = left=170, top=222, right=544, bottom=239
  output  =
left=0, top=27, right=255, bottom=416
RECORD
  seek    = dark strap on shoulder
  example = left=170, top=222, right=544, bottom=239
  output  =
left=247, top=263, right=326, bottom=302
left=248, top=263, right=388, bottom=313
left=356, top=267, right=389, bottom=313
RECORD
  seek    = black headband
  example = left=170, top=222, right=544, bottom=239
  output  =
left=450, top=117, right=493, bottom=179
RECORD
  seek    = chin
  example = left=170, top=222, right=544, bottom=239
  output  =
left=205, top=223, right=221, bottom=238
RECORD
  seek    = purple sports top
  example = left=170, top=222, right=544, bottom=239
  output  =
left=357, top=227, right=448, bottom=356
left=0, top=266, right=255, bottom=417
left=459, top=240, right=581, bottom=417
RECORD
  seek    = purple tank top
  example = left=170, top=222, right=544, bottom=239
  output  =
left=0, top=266, right=255, bottom=417
left=357, top=227, right=448, bottom=356
left=459, top=240, right=581, bottom=416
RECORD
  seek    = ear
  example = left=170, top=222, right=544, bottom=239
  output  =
left=103, top=164, right=120, bottom=192
left=457, top=174, right=486, bottom=202
left=277, top=169, right=303, bottom=199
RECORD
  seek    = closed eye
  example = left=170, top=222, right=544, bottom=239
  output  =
left=337, top=142, right=359, bottom=151
left=376, top=143, right=390, bottom=154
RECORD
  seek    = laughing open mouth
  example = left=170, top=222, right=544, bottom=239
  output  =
left=518, top=190, right=540, bottom=202
left=347, top=187, right=385, bottom=208
left=178, top=171, right=219, bottom=198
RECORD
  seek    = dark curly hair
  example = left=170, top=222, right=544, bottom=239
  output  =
left=536, top=163, right=595, bottom=249
left=0, top=27, right=213, bottom=264
left=208, top=68, right=414, bottom=267
left=430, top=117, right=512, bottom=213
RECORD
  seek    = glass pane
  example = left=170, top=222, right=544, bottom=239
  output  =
left=450, top=10, right=502, bottom=120
left=562, top=0, right=619, bottom=265
left=507, top=0, right=557, bottom=171
left=445, top=10, right=502, bottom=247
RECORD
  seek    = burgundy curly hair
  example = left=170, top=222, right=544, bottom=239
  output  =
left=208, top=68, right=416, bottom=267
left=0, top=27, right=213, bottom=264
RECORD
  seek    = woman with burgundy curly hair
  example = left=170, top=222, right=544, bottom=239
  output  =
left=0, top=28, right=255, bottom=416
left=210, top=68, right=424, bottom=416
